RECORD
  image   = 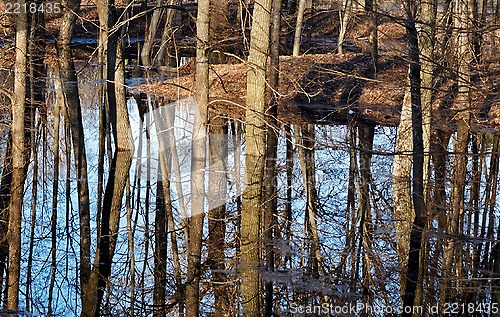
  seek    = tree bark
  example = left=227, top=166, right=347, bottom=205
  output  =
left=392, top=87, right=413, bottom=296
left=6, top=4, right=28, bottom=312
left=358, top=125, right=375, bottom=316
left=241, top=0, right=273, bottom=313
left=418, top=0, right=436, bottom=201
left=208, top=115, right=229, bottom=316
left=402, top=0, right=426, bottom=312
left=94, top=28, right=133, bottom=317
left=185, top=0, right=210, bottom=314
left=56, top=1, right=94, bottom=315
left=264, top=0, right=281, bottom=314
left=337, top=0, right=353, bottom=54
left=441, top=0, right=471, bottom=305
left=292, top=0, right=307, bottom=56
left=141, top=0, right=163, bottom=66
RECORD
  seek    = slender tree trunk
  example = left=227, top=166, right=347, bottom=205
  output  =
left=337, top=0, right=353, bottom=54
left=151, top=98, right=175, bottom=317
left=125, top=179, right=135, bottom=315
left=241, top=0, right=273, bottom=313
left=154, top=156, right=170, bottom=317
left=292, top=0, right=307, bottom=56
left=441, top=0, right=471, bottom=305
left=0, top=135, right=13, bottom=307
left=296, top=125, right=322, bottom=278
left=366, top=0, right=378, bottom=71
left=392, top=86, right=413, bottom=292
left=284, top=125, right=294, bottom=267
left=57, top=1, right=94, bottom=315
left=185, top=0, right=210, bottom=314
left=93, top=29, right=134, bottom=317
left=208, top=115, right=229, bottom=316
left=96, top=0, right=108, bottom=237
left=6, top=5, right=28, bottom=311
left=358, top=125, right=375, bottom=317
left=264, top=1, right=281, bottom=314
left=141, top=0, right=163, bottom=66
left=26, top=121, right=39, bottom=313
left=48, top=75, right=62, bottom=317
left=418, top=0, right=436, bottom=201
left=402, top=0, right=426, bottom=312
left=156, top=0, right=182, bottom=66
left=210, top=0, right=230, bottom=63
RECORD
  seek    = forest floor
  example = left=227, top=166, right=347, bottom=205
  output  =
left=133, top=17, right=500, bottom=134
left=1, top=7, right=500, bottom=133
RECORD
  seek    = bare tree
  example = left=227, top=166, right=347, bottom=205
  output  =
left=6, top=2, right=28, bottom=311
left=185, top=0, right=210, bottom=314
left=292, top=0, right=307, bottom=56
left=241, top=0, right=273, bottom=313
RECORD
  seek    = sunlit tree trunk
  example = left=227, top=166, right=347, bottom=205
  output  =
left=392, top=88, right=413, bottom=296
left=6, top=4, right=28, bottom=311
left=292, top=0, right=307, bottom=56
left=241, top=0, right=273, bottom=313
left=185, top=0, right=210, bottom=314
left=141, top=0, right=163, bottom=66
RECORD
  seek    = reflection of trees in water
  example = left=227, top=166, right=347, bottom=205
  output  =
left=4, top=0, right=500, bottom=315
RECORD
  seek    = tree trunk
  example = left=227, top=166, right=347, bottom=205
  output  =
left=208, top=115, right=229, bottom=316
left=156, top=0, right=182, bottom=66
left=241, top=0, right=273, bottom=313
left=292, top=0, right=307, bottom=56
left=154, top=156, right=170, bottom=317
left=392, top=87, right=413, bottom=296
left=48, top=74, right=63, bottom=316
left=0, top=134, right=13, bottom=306
left=358, top=125, right=375, bottom=317
left=441, top=0, right=471, bottom=305
left=264, top=0, right=281, bottom=314
left=418, top=0, right=436, bottom=201
left=56, top=1, right=94, bottom=315
left=141, top=0, right=163, bottom=66
left=402, top=0, right=426, bottom=312
left=210, top=0, right=230, bottom=63
left=6, top=5, right=28, bottom=311
left=337, top=0, right=353, bottom=54
left=185, top=0, right=210, bottom=314
left=94, top=28, right=133, bottom=317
